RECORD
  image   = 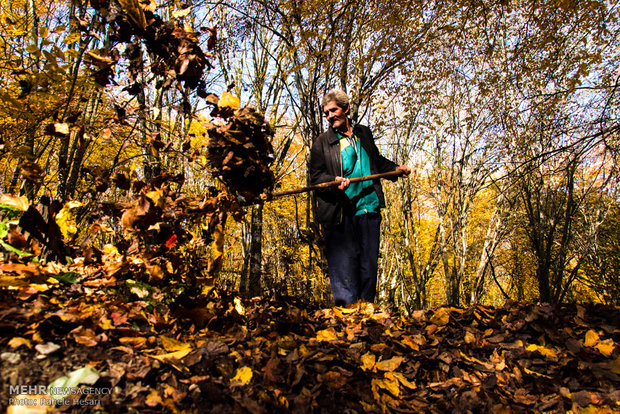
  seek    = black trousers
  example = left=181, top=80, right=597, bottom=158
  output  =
left=324, top=213, right=381, bottom=306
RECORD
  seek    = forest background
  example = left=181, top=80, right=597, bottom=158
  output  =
left=1, top=0, right=620, bottom=312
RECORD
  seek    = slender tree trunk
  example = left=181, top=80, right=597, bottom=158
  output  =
left=247, top=204, right=263, bottom=297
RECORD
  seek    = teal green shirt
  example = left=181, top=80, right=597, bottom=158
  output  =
left=339, top=133, right=381, bottom=215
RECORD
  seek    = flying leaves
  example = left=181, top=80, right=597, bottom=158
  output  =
left=206, top=106, right=275, bottom=204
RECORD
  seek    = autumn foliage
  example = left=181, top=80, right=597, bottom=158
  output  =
left=1, top=0, right=620, bottom=411
left=1, top=264, right=619, bottom=412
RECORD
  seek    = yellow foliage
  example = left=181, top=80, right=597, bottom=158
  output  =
left=430, top=307, right=451, bottom=326
left=315, top=327, right=339, bottom=342
left=375, top=356, right=404, bottom=372
left=360, top=352, right=376, bottom=371
left=55, top=202, right=84, bottom=240
left=160, top=335, right=191, bottom=352
left=218, top=92, right=241, bottom=109
left=231, top=366, right=253, bottom=385
left=584, top=330, right=600, bottom=348
left=525, top=344, right=558, bottom=359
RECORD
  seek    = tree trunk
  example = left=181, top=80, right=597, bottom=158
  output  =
left=246, top=204, right=263, bottom=297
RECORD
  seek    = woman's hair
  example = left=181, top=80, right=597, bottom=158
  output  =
left=321, top=89, right=349, bottom=110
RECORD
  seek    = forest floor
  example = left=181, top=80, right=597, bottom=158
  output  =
left=1, top=261, right=619, bottom=413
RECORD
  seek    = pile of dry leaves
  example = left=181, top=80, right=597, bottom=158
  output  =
left=1, top=261, right=618, bottom=413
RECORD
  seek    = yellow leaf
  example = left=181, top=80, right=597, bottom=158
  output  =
left=430, top=307, right=450, bottom=326
left=145, top=388, right=162, bottom=407
left=360, top=352, right=376, bottom=371
left=99, top=317, right=114, bottom=330
left=145, top=189, right=164, bottom=208
left=372, top=376, right=400, bottom=397
left=218, top=91, right=240, bottom=109
left=335, top=306, right=357, bottom=314
left=118, top=0, right=147, bottom=29
left=316, top=327, right=339, bottom=342
left=7, top=395, right=50, bottom=414
left=584, top=330, right=600, bottom=348
left=525, top=344, right=558, bottom=359
left=8, top=337, right=32, bottom=349
left=0, top=194, right=29, bottom=211
left=54, top=123, right=70, bottom=135
left=234, top=297, right=245, bottom=315
left=149, top=348, right=192, bottom=363
left=231, top=366, right=253, bottom=385
left=85, top=50, right=117, bottom=67
left=595, top=340, right=616, bottom=357
left=25, top=44, right=39, bottom=53
left=64, top=32, right=81, bottom=44
left=392, top=372, right=416, bottom=389
left=172, top=7, right=191, bottom=18
left=401, top=335, right=420, bottom=351
left=375, top=356, right=404, bottom=372
left=578, top=405, right=611, bottom=414
left=523, top=367, right=553, bottom=379
left=160, top=336, right=191, bottom=352
left=55, top=204, right=80, bottom=240
left=140, top=0, right=157, bottom=12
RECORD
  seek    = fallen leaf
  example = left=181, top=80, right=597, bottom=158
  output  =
left=231, top=366, right=253, bottom=385
left=430, top=307, right=450, bottom=326
left=372, top=375, right=400, bottom=397
left=611, top=356, right=620, bottom=374
left=8, top=337, right=32, bottom=349
left=149, top=348, right=192, bottom=363
left=71, top=326, right=99, bottom=347
left=318, top=371, right=347, bottom=389
left=35, top=342, right=61, bottom=356
left=375, top=356, right=404, bottom=372
left=525, top=344, right=558, bottom=359
left=54, top=123, right=70, bottom=135
left=584, top=330, right=600, bottom=348
left=392, top=372, right=416, bottom=389
left=119, top=337, right=147, bottom=348
left=161, top=335, right=191, bottom=352
left=595, top=340, right=616, bottom=357
left=361, top=352, right=376, bottom=371
left=234, top=297, right=245, bottom=315
left=400, top=335, right=420, bottom=351
left=316, top=327, right=339, bottom=342
left=145, top=388, right=162, bottom=407
left=7, top=395, right=50, bottom=413
left=464, top=331, right=476, bottom=344
left=1, top=352, right=21, bottom=364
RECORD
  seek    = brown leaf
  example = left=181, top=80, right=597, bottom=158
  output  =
left=71, top=326, right=99, bottom=347
left=19, top=161, right=44, bottom=182
left=119, top=337, right=147, bottom=348
left=318, top=371, right=347, bottom=389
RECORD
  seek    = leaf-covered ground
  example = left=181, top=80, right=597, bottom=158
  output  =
left=1, top=263, right=619, bottom=413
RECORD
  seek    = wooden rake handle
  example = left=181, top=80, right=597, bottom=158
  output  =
left=270, top=169, right=405, bottom=199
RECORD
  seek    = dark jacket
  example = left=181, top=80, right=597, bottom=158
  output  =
left=310, top=124, right=398, bottom=229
